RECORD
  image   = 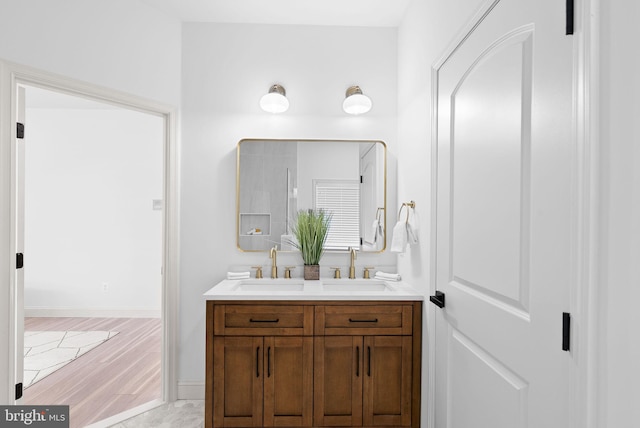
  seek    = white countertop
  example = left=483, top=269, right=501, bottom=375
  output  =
left=203, top=278, right=425, bottom=301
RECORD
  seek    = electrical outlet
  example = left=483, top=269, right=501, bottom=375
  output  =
left=101, top=282, right=109, bottom=293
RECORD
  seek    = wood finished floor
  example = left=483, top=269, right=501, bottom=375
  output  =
left=23, top=317, right=162, bottom=428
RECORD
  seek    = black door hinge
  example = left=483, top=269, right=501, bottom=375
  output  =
left=562, top=312, right=571, bottom=351
left=15, top=383, right=23, bottom=400
left=17, top=123, right=24, bottom=139
left=16, top=253, right=23, bottom=269
left=566, top=0, right=574, bottom=35
left=360, top=175, right=363, bottom=184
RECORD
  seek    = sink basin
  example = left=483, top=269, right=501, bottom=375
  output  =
left=321, top=279, right=393, bottom=293
left=232, top=279, right=304, bottom=292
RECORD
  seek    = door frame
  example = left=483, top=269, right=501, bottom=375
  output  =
left=0, top=59, right=179, bottom=405
left=427, top=0, right=600, bottom=427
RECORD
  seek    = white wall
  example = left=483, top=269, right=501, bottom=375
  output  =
left=180, top=22, right=398, bottom=383
left=599, top=1, right=640, bottom=426
left=0, top=0, right=181, bottom=106
left=24, top=104, right=163, bottom=315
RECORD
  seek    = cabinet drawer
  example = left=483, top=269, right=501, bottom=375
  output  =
left=213, top=304, right=314, bottom=336
left=315, top=305, right=413, bottom=335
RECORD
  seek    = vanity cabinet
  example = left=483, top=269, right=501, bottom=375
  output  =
left=210, top=304, right=314, bottom=427
left=314, top=305, right=414, bottom=427
left=206, top=301, right=422, bottom=428
left=212, top=336, right=313, bottom=427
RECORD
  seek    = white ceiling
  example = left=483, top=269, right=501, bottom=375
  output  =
left=138, top=0, right=411, bottom=27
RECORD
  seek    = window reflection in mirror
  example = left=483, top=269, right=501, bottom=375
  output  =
left=236, top=139, right=386, bottom=252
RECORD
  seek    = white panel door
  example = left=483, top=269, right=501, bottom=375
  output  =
left=433, top=0, right=574, bottom=427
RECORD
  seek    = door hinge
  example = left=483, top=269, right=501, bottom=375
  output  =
left=16, top=253, right=24, bottom=269
left=360, top=175, right=363, bottom=184
left=562, top=312, right=571, bottom=351
left=17, top=122, right=24, bottom=139
left=566, top=0, right=574, bottom=35
left=15, top=383, right=23, bottom=400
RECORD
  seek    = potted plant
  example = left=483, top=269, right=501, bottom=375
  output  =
left=290, top=209, right=331, bottom=280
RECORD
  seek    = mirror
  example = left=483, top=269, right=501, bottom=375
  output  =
left=237, top=139, right=386, bottom=252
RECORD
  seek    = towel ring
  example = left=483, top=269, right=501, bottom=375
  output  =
left=398, top=201, right=416, bottom=224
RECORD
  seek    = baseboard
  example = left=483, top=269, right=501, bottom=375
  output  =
left=24, top=307, right=161, bottom=318
left=178, top=381, right=205, bottom=400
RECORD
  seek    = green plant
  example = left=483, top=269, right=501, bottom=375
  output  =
left=290, top=209, right=331, bottom=265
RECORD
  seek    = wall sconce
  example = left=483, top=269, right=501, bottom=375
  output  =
left=342, top=85, right=372, bottom=115
left=260, top=84, right=289, bottom=113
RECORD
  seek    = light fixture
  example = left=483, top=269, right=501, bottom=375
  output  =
left=260, top=84, right=289, bottom=113
left=342, top=85, right=372, bottom=115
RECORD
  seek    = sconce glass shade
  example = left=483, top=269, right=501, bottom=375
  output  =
left=260, top=84, right=289, bottom=113
left=342, top=85, right=372, bottom=115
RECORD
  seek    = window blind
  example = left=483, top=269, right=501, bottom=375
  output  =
left=313, top=180, right=360, bottom=250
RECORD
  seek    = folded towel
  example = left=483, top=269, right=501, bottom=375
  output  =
left=374, top=272, right=401, bottom=281
left=227, top=271, right=250, bottom=280
left=390, top=220, right=407, bottom=253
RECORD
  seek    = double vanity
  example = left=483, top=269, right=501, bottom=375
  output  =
left=204, top=278, right=424, bottom=428
left=205, top=138, right=423, bottom=427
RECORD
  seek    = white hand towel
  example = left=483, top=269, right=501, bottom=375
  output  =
left=377, top=218, right=385, bottom=240
left=407, top=209, right=419, bottom=245
left=370, top=219, right=379, bottom=244
left=227, top=271, right=250, bottom=280
left=374, top=272, right=402, bottom=281
left=390, top=220, right=408, bottom=253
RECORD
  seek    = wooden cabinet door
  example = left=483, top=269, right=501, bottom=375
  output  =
left=263, top=336, right=313, bottom=427
left=213, top=336, right=263, bottom=427
left=363, top=336, right=413, bottom=427
left=314, top=336, right=363, bottom=427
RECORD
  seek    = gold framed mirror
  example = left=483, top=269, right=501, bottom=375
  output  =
left=236, top=139, right=386, bottom=252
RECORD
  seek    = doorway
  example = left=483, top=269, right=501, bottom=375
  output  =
left=0, top=60, right=179, bottom=426
left=21, top=85, right=163, bottom=426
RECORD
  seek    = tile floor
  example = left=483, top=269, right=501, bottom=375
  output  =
left=109, top=400, right=204, bottom=427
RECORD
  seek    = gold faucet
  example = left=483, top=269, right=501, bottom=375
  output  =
left=349, top=247, right=357, bottom=279
left=270, top=245, right=278, bottom=279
